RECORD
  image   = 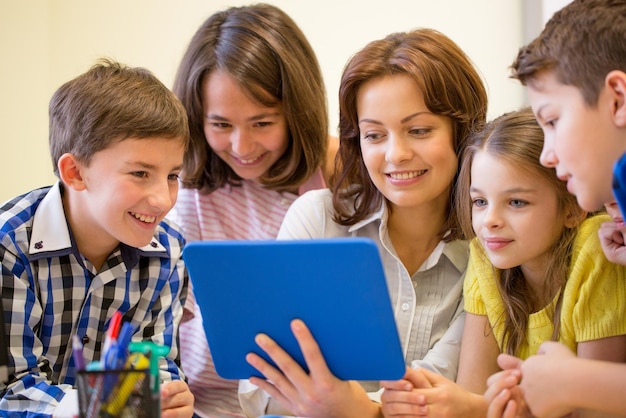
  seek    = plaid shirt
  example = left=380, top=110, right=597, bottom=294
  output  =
left=0, top=182, right=188, bottom=416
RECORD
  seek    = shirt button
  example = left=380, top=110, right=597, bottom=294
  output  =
left=401, top=303, right=410, bottom=311
left=81, top=335, right=90, bottom=345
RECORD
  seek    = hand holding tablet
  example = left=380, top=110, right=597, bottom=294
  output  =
left=183, top=238, right=405, bottom=381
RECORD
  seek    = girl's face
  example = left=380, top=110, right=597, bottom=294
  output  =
left=470, top=150, right=569, bottom=282
left=201, top=70, right=289, bottom=181
left=356, top=74, right=456, bottom=212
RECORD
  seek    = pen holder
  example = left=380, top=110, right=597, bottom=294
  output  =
left=76, top=368, right=160, bottom=418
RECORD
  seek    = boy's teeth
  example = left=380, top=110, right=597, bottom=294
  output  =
left=131, top=212, right=156, bottom=223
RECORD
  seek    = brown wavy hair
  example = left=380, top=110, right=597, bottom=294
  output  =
left=333, top=28, right=488, bottom=241
left=173, top=3, right=328, bottom=193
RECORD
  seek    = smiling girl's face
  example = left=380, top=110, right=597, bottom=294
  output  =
left=202, top=70, right=289, bottom=181
left=469, top=149, right=570, bottom=282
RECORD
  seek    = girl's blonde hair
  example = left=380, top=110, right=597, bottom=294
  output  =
left=455, top=107, right=586, bottom=355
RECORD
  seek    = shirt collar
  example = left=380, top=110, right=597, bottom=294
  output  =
left=29, top=181, right=168, bottom=264
left=347, top=201, right=386, bottom=232
left=346, top=200, right=468, bottom=273
left=420, top=239, right=468, bottom=273
left=441, top=239, right=470, bottom=273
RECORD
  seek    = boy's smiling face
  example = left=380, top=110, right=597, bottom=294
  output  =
left=528, top=70, right=626, bottom=212
left=62, top=137, right=184, bottom=267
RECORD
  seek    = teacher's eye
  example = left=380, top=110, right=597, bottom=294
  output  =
left=409, top=128, right=431, bottom=136
left=131, top=171, right=148, bottom=178
left=362, top=132, right=383, bottom=142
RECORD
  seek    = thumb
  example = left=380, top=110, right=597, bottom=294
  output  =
left=496, top=353, right=522, bottom=370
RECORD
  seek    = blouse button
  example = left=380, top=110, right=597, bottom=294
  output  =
left=401, top=303, right=410, bottom=311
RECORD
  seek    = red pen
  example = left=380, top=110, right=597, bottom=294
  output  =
left=101, top=311, right=122, bottom=367
left=107, top=311, right=122, bottom=340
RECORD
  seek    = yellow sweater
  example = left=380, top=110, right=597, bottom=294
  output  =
left=464, top=214, right=626, bottom=359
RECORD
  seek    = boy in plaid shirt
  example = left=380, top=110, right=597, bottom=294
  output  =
left=0, top=59, right=193, bottom=417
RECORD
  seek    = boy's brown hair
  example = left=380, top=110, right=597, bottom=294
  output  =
left=511, top=0, right=626, bottom=106
left=49, top=58, right=190, bottom=178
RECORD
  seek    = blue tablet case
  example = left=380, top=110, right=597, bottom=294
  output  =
left=183, top=237, right=406, bottom=381
left=613, top=152, right=626, bottom=215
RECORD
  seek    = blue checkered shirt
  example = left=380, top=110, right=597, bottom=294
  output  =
left=0, top=182, right=188, bottom=416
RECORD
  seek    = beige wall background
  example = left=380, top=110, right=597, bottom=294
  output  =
left=0, top=0, right=562, bottom=203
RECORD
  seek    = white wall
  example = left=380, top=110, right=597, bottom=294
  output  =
left=0, top=0, right=535, bottom=202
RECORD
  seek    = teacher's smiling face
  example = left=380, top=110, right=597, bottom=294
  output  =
left=357, top=74, right=456, bottom=212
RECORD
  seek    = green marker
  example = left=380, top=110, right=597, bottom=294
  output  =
left=129, top=341, right=170, bottom=394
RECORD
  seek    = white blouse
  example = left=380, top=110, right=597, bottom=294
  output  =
left=239, top=188, right=468, bottom=417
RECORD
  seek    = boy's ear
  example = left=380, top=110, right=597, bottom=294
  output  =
left=564, top=203, right=587, bottom=229
left=606, top=70, right=626, bottom=128
left=57, top=153, right=87, bottom=191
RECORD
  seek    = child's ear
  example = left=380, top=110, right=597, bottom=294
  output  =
left=58, top=153, right=87, bottom=191
left=606, top=70, right=626, bottom=128
left=564, top=204, right=587, bottom=229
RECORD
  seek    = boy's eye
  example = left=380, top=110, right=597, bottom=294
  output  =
left=539, top=116, right=556, bottom=129
left=132, top=171, right=148, bottom=178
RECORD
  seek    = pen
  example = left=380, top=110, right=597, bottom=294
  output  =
left=116, top=322, right=134, bottom=365
left=100, top=312, right=126, bottom=400
left=101, top=311, right=122, bottom=367
left=72, top=334, right=86, bottom=371
left=85, top=373, right=104, bottom=418
left=104, top=352, right=150, bottom=416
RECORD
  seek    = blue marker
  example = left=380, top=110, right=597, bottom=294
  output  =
left=115, top=322, right=134, bottom=367
left=101, top=322, right=135, bottom=401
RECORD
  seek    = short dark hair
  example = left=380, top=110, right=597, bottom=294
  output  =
left=511, top=0, right=626, bottom=106
left=49, top=58, right=189, bottom=177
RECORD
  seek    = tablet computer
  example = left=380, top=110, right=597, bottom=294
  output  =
left=183, top=237, right=405, bottom=381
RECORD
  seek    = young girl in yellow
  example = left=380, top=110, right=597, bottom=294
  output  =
left=380, top=108, right=626, bottom=418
